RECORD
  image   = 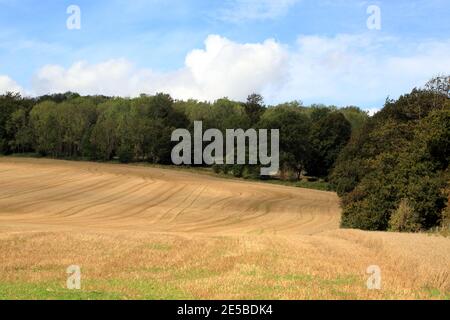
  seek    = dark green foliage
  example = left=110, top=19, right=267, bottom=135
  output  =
left=333, top=76, right=450, bottom=232
left=258, top=104, right=312, bottom=179
left=117, top=145, right=134, bottom=163
left=244, top=93, right=265, bottom=125
left=36, top=92, right=81, bottom=104
left=405, top=175, right=447, bottom=230
left=0, top=93, right=34, bottom=154
left=307, top=112, right=352, bottom=177
left=339, top=106, right=369, bottom=133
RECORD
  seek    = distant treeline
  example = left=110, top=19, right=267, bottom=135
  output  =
left=0, top=76, right=448, bottom=232
left=0, top=92, right=364, bottom=178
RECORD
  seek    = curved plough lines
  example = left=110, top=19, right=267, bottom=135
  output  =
left=0, top=158, right=341, bottom=235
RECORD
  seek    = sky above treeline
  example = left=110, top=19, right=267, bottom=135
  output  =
left=0, top=0, right=449, bottom=113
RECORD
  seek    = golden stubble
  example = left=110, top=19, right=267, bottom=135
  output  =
left=0, top=158, right=448, bottom=299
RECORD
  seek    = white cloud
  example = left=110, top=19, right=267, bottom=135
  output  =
left=33, top=59, right=137, bottom=97
left=219, top=0, right=300, bottom=22
left=0, top=75, right=23, bottom=94
left=28, top=33, right=450, bottom=111
left=182, top=35, right=288, bottom=100
left=32, top=35, right=288, bottom=102
left=279, top=34, right=450, bottom=108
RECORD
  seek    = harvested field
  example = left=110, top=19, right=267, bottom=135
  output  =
left=0, top=158, right=448, bottom=299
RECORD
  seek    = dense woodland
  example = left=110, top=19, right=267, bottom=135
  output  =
left=0, top=76, right=449, bottom=233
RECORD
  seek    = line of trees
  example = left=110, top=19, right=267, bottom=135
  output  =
left=0, top=91, right=363, bottom=180
left=1, top=75, right=448, bottom=232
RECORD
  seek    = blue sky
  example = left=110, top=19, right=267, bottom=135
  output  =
left=0, top=0, right=449, bottom=111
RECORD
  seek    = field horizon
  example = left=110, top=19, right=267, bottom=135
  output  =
left=0, top=157, right=448, bottom=300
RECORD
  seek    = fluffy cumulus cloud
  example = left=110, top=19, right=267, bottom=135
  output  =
left=27, top=33, right=450, bottom=109
left=32, top=35, right=289, bottom=102
left=33, top=59, right=139, bottom=97
left=183, top=35, right=288, bottom=100
left=0, top=75, right=23, bottom=94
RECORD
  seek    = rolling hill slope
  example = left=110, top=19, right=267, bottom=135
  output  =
left=0, top=158, right=448, bottom=300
